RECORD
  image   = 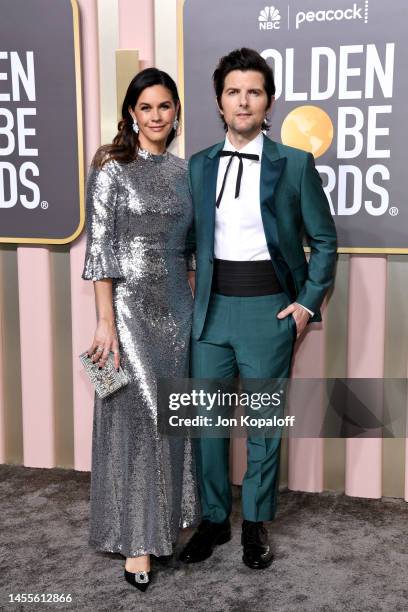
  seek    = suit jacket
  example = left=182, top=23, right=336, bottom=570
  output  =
left=186, top=135, right=337, bottom=340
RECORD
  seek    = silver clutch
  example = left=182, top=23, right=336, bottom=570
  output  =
left=79, top=350, right=129, bottom=399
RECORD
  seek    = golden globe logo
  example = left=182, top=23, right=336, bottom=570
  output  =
left=281, top=106, right=334, bottom=158
left=258, top=6, right=281, bottom=30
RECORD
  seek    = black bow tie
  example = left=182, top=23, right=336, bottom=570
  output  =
left=216, top=150, right=260, bottom=208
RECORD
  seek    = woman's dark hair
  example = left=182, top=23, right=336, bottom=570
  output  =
left=213, top=48, right=275, bottom=132
left=93, top=68, right=181, bottom=168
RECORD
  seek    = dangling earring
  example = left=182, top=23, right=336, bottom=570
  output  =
left=173, top=118, right=179, bottom=132
left=132, top=120, right=139, bottom=134
left=262, top=115, right=269, bottom=135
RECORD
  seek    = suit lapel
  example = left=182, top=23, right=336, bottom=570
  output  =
left=202, top=142, right=223, bottom=255
left=260, top=136, right=287, bottom=255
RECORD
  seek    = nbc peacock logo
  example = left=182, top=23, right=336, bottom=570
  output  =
left=258, top=5, right=281, bottom=30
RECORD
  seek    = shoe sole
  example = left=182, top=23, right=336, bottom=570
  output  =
left=180, top=531, right=231, bottom=563
left=242, top=555, right=274, bottom=570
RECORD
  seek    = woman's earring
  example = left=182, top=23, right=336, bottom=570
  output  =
left=173, top=118, right=179, bottom=131
left=262, top=116, right=269, bottom=135
left=132, top=120, right=139, bottom=134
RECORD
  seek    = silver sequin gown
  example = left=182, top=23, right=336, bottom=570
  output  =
left=82, top=149, right=200, bottom=558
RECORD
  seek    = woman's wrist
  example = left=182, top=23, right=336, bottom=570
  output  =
left=98, top=314, right=115, bottom=326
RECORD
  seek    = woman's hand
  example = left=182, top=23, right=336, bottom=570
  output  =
left=88, top=317, right=120, bottom=369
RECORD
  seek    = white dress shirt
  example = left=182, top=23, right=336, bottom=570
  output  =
left=214, top=131, right=269, bottom=261
left=214, top=131, right=313, bottom=316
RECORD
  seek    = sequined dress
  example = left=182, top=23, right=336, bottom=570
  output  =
left=82, top=149, right=200, bottom=557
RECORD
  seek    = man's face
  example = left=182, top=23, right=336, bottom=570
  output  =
left=218, top=70, right=273, bottom=138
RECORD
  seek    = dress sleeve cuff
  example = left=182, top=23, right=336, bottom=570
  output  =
left=81, top=250, right=123, bottom=281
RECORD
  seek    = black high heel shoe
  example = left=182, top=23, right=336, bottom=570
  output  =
left=124, top=569, right=152, bottom=592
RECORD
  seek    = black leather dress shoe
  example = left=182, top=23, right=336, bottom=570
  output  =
left=241, top=520, right=274, bottom=569
left=179, top=518, right=231, bottom=563
left=124, top=569, right=152, bottom=592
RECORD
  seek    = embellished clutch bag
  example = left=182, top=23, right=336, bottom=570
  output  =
left=79, top=350, right=129, bottom=399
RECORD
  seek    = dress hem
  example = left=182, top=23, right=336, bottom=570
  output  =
left=89, top=538, right=174, bottom=559
left=88, top=518, right=199, bottom=558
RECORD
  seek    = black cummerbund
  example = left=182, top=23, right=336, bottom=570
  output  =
left=212, top=258, right=283, bottom=297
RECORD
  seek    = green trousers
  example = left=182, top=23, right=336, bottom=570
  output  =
left=191, top=292, right=296, bottom=523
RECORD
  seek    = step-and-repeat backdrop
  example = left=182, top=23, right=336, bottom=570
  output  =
left=184, top=0, right=406, bottom=251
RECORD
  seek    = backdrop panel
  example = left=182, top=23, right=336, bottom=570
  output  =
left=183, top=0, right=407, bottom=252
left=0, top=0, right=83, bottom=243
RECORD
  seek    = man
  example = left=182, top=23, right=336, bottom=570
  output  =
left=180, top=48, right=337, bottom=569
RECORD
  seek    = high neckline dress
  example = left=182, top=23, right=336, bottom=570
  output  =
left=82, top=148, right=200, bottom=557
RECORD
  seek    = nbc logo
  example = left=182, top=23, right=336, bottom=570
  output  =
left=258, top=5, right=281, bottom=30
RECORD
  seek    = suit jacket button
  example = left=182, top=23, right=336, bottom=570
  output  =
left=209, top=257, right=213, bottom=264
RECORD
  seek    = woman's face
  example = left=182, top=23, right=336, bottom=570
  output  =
left=129, top=84, right=179, bottom=152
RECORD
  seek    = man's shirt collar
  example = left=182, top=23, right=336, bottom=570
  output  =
left=223, top=131, right=263, bottom=162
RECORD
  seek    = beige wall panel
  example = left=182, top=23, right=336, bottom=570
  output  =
left=176, top=0, right=185, bottom=159
left=154, top=0, right=178, bottom=80
left=279, top=437, right=288, bottom=489
left=97, top=0, right=119, bottom=143
left=385, top=257, right=408, bottom=378
left=382, top=255, right=408, bottom=498
left=1, top=247, right=23, bottom=464
left=325, top=255, right=349, bottom=378
left=324, top=439, right=346, bottom=493
left=50, top=247, right=74, bottom=468
left=155, top=0, right=180, bottom=156
left=382, top=439, right=405, bottom=498
left=116, top=50, right=139, bottom=121
left=323, top=254, right=349, bottom=491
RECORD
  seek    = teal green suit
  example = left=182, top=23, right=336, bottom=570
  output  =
left=187, top=135, right=337, bottom=339
left=187, top=135, right=337, bottom=522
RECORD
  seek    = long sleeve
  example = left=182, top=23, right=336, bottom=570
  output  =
left=81, top=161, right=124, bottom=281
left=295, top=152, right=337, bottom=314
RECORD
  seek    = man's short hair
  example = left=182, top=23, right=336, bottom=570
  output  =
left=213, top=47, right=276, bottom=131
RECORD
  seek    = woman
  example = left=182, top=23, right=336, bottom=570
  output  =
left=82, top=68, right=200, bottom=592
